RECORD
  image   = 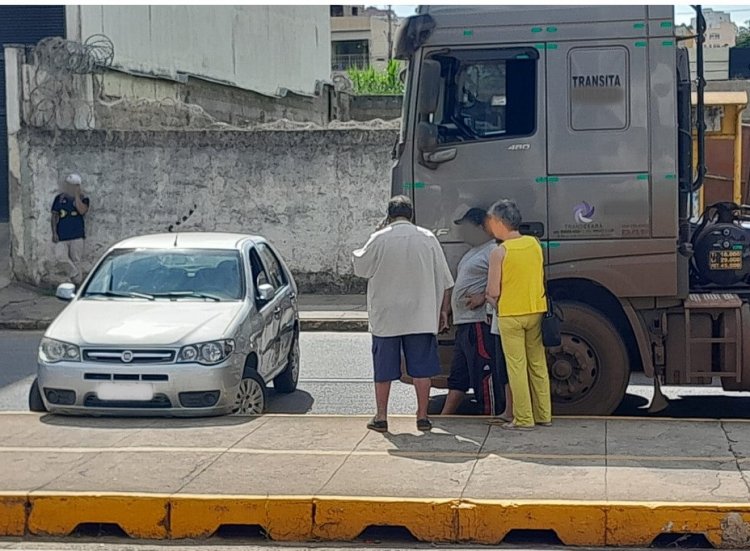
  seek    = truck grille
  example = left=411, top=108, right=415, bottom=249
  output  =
left=82, top=349, right=176, bottom=364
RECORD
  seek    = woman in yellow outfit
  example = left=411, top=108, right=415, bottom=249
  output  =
left=485, top=199, right=552, bottom=431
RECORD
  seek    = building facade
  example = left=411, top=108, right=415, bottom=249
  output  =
left=691, top=8, right=737, bottom=48
left=330, top=5, right=399, bottom=70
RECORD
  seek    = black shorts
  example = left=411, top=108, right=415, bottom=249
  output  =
left=448, top=322, right=504, bottom=415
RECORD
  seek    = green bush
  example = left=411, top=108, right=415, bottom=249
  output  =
left=347, top=60, right=404, bottom=95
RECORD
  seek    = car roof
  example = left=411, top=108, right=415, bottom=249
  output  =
left=112, top=232, right=263, bottom=251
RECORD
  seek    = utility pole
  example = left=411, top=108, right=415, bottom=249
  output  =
left=387, top=5, right=393, bottom=63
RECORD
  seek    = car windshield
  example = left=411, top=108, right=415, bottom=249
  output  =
left=82, top=248, right=244, bottom=301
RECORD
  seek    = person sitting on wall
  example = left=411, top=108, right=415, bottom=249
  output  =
left=51, top=173, right=90, bottom=285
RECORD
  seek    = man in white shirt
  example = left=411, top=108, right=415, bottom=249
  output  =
left=352, top=195, right=454, bottom=433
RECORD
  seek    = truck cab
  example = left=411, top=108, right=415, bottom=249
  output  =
left=393, top=5, right=750, bottom=415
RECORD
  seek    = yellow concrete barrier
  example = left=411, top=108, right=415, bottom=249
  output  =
left=312, top=497, right=457, bottom=542
left=0, top=492, right=27, bottom=536
left=170, top=495, right=313, bottom=540
left=4, top=493, right=750, bottom=548
left=458, top=500, right=606, bottom=546
left=27, top=493, right=169, bottom=539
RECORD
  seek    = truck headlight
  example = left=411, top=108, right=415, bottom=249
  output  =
left=178, top=339, right=235, bottom=365
left=39, top=338, right=81, bottom=363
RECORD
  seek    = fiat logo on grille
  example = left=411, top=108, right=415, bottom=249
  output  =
left=121, top=350, right=134, bottom=363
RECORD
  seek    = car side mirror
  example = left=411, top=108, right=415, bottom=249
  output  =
left=56, top=283, right=76, bottom=301
left=257, top=283, right=275, bottom=303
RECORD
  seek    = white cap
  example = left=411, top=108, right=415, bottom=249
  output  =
left=65, top=173, right=82, bottom=186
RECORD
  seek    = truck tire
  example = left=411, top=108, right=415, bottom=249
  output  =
left=546, top=302, right=629, bottom=415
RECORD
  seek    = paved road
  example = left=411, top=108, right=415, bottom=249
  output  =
left=2, top=330, right=750, bottom=418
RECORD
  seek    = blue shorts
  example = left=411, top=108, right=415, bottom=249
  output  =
left=371, top=333, right=440, bottom=382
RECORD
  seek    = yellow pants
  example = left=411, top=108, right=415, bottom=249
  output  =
left=498, top=313, right=552, bottom=427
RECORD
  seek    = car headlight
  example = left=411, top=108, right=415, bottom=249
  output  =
left=178, top=339, right=235, bottom=365
left=39, top=338, right=81, bottom=363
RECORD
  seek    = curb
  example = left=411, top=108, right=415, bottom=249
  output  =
left=0, top=319, right=368, bottom=332
left=2, top=493, right=750, bottom=547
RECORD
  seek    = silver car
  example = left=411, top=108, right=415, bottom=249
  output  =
left=29, top=232, right=300, bottom=416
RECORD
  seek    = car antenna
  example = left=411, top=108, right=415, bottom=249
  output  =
left=173, top=233, right=178, bottom=247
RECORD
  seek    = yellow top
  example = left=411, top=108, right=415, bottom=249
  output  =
left=498, top=235, right=547, bottom=317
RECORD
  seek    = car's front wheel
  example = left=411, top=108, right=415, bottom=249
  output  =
left=233, top=370, right=266, bottom=415
left=29, top=378, right=47, bottom=413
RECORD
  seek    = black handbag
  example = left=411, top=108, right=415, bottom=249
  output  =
left=541, top=264, right=563, bottom=347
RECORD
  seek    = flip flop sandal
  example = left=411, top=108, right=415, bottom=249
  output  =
left=417, top=418, right=432, bottom=432
left=367, top=418, right=388, bottom=433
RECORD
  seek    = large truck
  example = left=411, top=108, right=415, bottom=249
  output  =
left=392, top=5, right=750, bottom=415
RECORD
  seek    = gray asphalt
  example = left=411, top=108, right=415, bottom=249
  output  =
left=2, top=330, right=750, bottom=418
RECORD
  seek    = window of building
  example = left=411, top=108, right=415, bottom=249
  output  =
left=351, top=7, right=359, bottom=16
left=428, top=48, right=537, bottom=144
left=332, top=39, right=370, bottom=70
left=709, top=32, right=721, bottom=40
left=330, top=5, right=344, bottom=17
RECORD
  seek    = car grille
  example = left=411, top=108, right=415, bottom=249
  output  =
left=83, top=393, right=172, bottom=409
left=84, top=373, right=169, bottom=382
left=82, top=349, right=176, bottom=364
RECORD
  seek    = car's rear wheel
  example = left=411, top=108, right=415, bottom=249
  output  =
left=29, top=378, right=47, bottom=413
left=233, top=370, right=266, bottom=415
left=274, top=333, right=300, bottom=394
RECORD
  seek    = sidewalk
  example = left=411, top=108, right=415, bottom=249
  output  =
left=1, top=413, right=749, bottom=547
left=0, top=283, right=367, bottom=331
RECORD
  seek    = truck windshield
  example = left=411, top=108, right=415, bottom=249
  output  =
left=82, top=249, right=244, bottom=301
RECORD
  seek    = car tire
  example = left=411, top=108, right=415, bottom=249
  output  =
left=29, top=378, right=47, bottom=413
left=273, top=333, right=300, bottom=394
left=233, top=369, right=267, bottom=416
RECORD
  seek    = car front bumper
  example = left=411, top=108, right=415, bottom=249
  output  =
left=37, top=356, right=244, bottom=417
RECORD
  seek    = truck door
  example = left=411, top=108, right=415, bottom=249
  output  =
left=410, top=45, right=548, bottom=270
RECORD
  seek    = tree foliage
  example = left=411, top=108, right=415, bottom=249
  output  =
left=737, top=21, right=750, bottom=48
left=347, top=60, right=404, bottom=95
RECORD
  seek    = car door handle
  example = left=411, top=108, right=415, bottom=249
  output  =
left=273, top=307, right=282, bottom=318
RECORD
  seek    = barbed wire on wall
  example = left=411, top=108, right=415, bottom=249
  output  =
left=28, top=35, right=115, bottom=130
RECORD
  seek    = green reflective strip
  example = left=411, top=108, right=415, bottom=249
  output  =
left=546, top=26, right=558, bottom=33
left=463, top=29, right=474, bottom=37
left=531, top=27, right=543, bottom=33
left=634, top=22, right=646, bottom=29
left=535, top=177, right=546, bottom=183
left=661, top=21, right=673, bottom=28
left=547, top=43, right=558, bottom=50
left=662, top=40, right=674, bottom=47
left=402, top=182, right=426, bottom=191
left=637, top=174, right=649, bottom=180
left=665, top=173, right=677, bottom=180
left=516, top=54, right=530, bottom=59
left=548, top=176, right=559, bottom=183
left=635, top=41, right=647, bottom=48
left=542, top=242, right=561, bottom=248
left=534, top=43, right=545, bottom=50
left=733, top=244, right=744, bottom=250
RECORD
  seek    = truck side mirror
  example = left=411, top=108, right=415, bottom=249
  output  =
left=417, top=59, right=441, bottom=116
left=416, top=121, right=438, bottom=153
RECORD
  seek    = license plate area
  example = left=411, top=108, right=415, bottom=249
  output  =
left=96, top=382, right=154, bottom=401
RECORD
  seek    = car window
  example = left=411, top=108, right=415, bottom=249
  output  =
left=257, top=244, right=287, bottom=290
left=249, top=248, right=272, bottom=302
left=83, top=249, right=243, bottom=301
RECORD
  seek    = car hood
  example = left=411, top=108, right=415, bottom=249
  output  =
left=47, top=299, right=247, bottom=346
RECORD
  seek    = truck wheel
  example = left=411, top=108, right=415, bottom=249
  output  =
left=546, top=302, right=629, bottom=415
left=29, top=378, right=47, bottom=413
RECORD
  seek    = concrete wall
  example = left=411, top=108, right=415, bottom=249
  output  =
left=67, top=6, right=330, bottom=97
left=11, top=128, right=396, bottom=292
